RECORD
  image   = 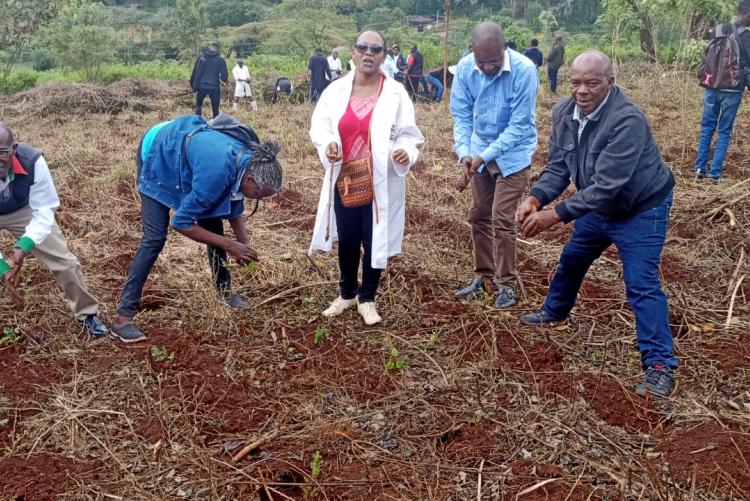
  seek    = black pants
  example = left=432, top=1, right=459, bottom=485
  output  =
left=406, top=76, right=422, bottom=98
left=334, top=189, right=381, bottom=303
left=195, top=86, right=220, bottom=118
left=197, top=218, right=231, bottom=292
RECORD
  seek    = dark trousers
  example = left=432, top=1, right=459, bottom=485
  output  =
left=543, top=193, right=676, bottom=369
left=117, top=194, right=231, bottom=317
left=548, top=67, right=559, bottom=94
left=195, top=86, right=220, bottom=118
left=334, top=189, right=381, bottom=303
left=406, top=76, right=422, bottom=98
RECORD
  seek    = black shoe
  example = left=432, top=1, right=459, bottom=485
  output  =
left=635, top=363, right=675, bottom=398
left=493, top=287, right=517, bottom=309
left=223, top=293, right=249, bottom=310
left=110, top=322, right=147, bottom=343
left=78, top=314, right=108, bottom=337
left=455, top=276, right=491, bottom=300
left=520, top=309, right=565, bottom=326
left=695, top=169, right=705, bottom=179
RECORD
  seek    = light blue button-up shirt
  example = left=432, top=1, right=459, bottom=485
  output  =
left=450, top=50, right=538, bottom=176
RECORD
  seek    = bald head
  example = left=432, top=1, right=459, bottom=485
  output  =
left=570, top=51, right=615, bottom=117
left=472, top=21, right=504, bottom=47
left=471, top=22, right=505, bottom=76
left=572, top=50, right=613, bottom=79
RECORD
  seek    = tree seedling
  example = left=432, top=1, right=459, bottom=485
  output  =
left=384, top=346, right=406, bottom=372
left=313, top=327, right=329, bottom=345
left=310, top=450, right=322, bottom=479
left=0, top=327, right=20, bottom=346
left=242, top=261, right=258, bottom=274
left=150, top=345, right=174, bottom=362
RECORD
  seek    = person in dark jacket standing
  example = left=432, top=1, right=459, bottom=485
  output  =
left=516, top=51, right=677, bottom=399
left=111, top=114, right=283, bottom=343
left=190, top=42, right=228, bottom=118
left=546, top=35, right=564, bottom=94
left=308, top=48, right=331, bottom=102
left=523, top=39, right=544, bottom=69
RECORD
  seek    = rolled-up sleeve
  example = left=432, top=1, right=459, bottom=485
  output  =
left=478, top=65, right=538, bottom=164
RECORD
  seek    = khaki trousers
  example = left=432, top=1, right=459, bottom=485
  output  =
left=468, top=163, right=529, bottom=288
left=0, top=207, right=99, bottom=317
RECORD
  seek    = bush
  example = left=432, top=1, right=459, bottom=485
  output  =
left=0, top=70, right=39, bottom=95
left=31, top=49, right=56, bottom=72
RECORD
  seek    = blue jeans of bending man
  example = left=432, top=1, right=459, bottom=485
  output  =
left=542, top=192, right=677, bottom=369
left=695, top=88, right=742, bottom=179
left=116, top=194, right=231, bottom=317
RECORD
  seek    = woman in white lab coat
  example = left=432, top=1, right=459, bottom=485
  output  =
left=309, top=31, right=424, bottom=325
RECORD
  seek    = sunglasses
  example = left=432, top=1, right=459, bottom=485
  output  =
left=0, top=143, right=16, bottom=159
left=354, top=43, right=385, bottom=55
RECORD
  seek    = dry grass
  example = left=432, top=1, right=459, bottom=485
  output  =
left=0, top=64, right=748, bottom=500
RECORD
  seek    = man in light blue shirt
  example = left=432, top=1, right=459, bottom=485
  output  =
left=451, top=21, right=538, bottom=309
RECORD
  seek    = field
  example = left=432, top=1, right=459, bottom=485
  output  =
left=0, top=66, right=748, bottom=500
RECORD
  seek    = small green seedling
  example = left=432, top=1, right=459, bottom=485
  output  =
left=310, top=450, right=323, bottom=479
left=0, top=327, right=20, bottom=346
left=313, top=327, right=329, bottom=345
left=242, top=261, right=258, bottom=274
left=384, top=346, right=406, bottom=372
left=302, top=296, right=314, bottom=305
left=150, top=345, right=174, bottom=362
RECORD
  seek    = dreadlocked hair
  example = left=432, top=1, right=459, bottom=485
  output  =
left=248, top=140, right=283, bottom=193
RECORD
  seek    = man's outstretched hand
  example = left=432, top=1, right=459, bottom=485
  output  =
left=3, top=248, right=26, bottom=308
left=516, top=196, right=541, bottom=226
left=520, top=208, right=562, bottom=238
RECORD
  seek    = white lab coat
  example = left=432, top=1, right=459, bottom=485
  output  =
left=232, top=64, right=252, bottom=97
left=309, top=72, right=424, bottom=269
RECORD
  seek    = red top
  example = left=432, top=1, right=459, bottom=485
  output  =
left=338, top=77, right=385, bottom=162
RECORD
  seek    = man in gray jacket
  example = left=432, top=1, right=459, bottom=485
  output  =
left=516, top=51, right=677, bottom=399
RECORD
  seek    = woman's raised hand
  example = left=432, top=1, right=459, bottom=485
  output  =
left=391, top=149, right=409, bottom=165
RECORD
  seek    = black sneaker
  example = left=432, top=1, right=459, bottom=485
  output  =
left=635, top=363, right=675, bottom=398
left=493, top=287, right=517, bottom=309
left=695, top=169, right=705, bottom=179
left=520, top=309, right=566, bottom=326
left=455, top=276, right=492, bottom=300
left=223, top=293, right=249, bottom=310
left=77, top=314, right=108, bottom=337
left=110, top=322, right=147, bottom=344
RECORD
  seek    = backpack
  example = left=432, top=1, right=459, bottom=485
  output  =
left=698, top=24, right=746, bottom=90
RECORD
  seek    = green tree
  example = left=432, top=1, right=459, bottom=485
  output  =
left=0, top=0, right=64, bottom=84
left=166, top=0, right=210, bottom=57
left=45, top=1, right=121, bottom=82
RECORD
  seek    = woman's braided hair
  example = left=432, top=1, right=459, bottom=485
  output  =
left=248, top=140, right=283, bottom=193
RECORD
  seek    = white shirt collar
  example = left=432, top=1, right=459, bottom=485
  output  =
left=573, top=91, right=611, bottom=122
left=472, top=49, right=512, bottom=75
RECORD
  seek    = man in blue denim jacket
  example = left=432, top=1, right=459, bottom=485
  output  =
left=516, top=51, right=678, bottom=399
left=111, top=114, right=282, bottom=343
left=451, top=21, right=539, bottom=309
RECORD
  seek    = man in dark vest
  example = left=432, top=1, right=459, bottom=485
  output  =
left=190, top=42, right=229, bottom=118
left=406, top=45, right=425, bottom=98
left=0, top=124, right=106, bottom=337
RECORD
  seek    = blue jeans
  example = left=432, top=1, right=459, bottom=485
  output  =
left=695, top=89, right=742, bottom=179
left=543, top=193, right=677, bottom=369
left=548, top=67, right=559, bottom=94
left=116, top=194, right=231, bottom=317
left=426, top=74, right=443, bottom=102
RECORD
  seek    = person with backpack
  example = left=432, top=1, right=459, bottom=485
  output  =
left=695, top=1, right=750, bottom=180
left=111, top=114, right=283, bottom=343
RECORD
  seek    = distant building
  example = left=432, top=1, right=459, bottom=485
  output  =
left=407, top=15, right=435, bottom=32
